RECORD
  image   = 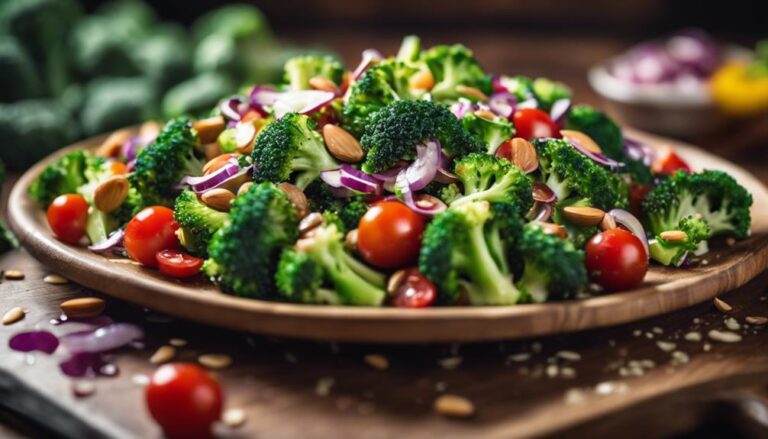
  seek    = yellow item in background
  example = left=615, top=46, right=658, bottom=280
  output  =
left=709, top=62, right=768, bottom=117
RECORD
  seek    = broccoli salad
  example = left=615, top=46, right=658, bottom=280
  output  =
left=30, top=36, right=754, bottom=308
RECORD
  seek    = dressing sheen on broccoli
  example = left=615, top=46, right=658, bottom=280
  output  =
left=174, top=190, right=229, bottom=257
left=360, top=99, right=482, bottom=173
left=251, top=112, right=338, bottom=190
left=643, top=170, right=752, bottom=240
left=648, top=216, right=710, bottom=266
left=130, top=116, right=203, bottom=208
left=450, top=153, right=533, bottom=213
left=203, top=182, right=298, bottom=298
left=276, top=222, right=386, bottom=306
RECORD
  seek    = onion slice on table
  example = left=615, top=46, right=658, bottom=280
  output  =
left=60, top=323, right=143, bottom=354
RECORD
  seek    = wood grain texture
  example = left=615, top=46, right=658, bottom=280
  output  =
left=6, top=129, right=768, bottom=343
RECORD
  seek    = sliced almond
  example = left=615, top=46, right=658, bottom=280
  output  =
left=473, top=109, right=496, bottom=121
left=455, top=85, right=488, bottom=101
left=408, top=69, right=435, bottom=91
left=299, top=213, right=324, bottom=236
left=364, top=354, right=389, bottom=371
left=44, top=274, right=69, bottom=285
left=169, top=338, right=187, bottom=347
left=660, top=230, right=688, bottom=243
left=203, top=153, right=237, bottom=175
left=201, top=189, right=235, bottom=212
left=434, top=394, right=475, bottom=418
left=386, top=269, right=407, bottom=296
left=60, top=297, right=105, bottom=318
left=149, top=345, right=176, bottom=364
left=278, top=183, right=309, bottom=219
left=344, top=229, right=358, bottom=250
left=309, top=76, right=339, bottom=93
left=562, top=206, right=605, bottom=227
left=194, top=116, right=226, bottom=144
left=713, top=297, right=732, bottom=313
left=94, top=176, right=129, bottom=213
left=531, top=181, right=555, bottom=203
left=234, top=121, right=257, bottom=155
left=237, top=182, right=253, bottom=197
left=2, top=307, right=25, bottom=325
left=4, top=270, right=25, bottom=280
left=218, top=173, right=251, bottom=194
left=204, top=143, right=222, bottom=161
left=95, top=129, right=132, bottom=158
left=539, top=222, right=569, bottom=239
left=198, top=353, right=232, bottom=369
left=600, top=213, right=618, bottom=231
left=746, top=316, right=768, bottom=325
left=561, top=130, right=603, bottom=154
left=508, top=138, right=539, bottom=174
left=322, top=125, right=364, bottom=163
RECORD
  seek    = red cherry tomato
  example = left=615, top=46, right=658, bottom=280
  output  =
left=392, top=268, right=437, bottom=308
left=124, top=206, right=179, bottom=267
left=47, top=194, right=89, bottom=244
left=652, top=149, right=691, bottom=175
left=146, top=363, right=223, bottom=439
left=585, top=228, right=648, bottom=291
left=629, top=183, right=653, bottom=217
left=156, top=249, right=204, bottom=278
left=357, top=200, right=425, bottom=269
left=513, top=108, right=561, bottom=140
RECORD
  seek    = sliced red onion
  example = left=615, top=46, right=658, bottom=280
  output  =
left=488, top=92, right=516, bottom=119
left=623, top=137, right=656, bottom=167
left=9, top=331, right=59, bottom=354
left=395, top=170, right=447, bottom=216
left=404, top=139, right=441, bottom=191
left=249, top=85, right=280, bottom=112
left=527, top=202, right=553, bottom=222
left=121, top=137, right=141, bottom=162
left=352, top=48, right=384, bottom=80
left=272, top=90, right=336, bottom=119
left=492, top=75, right=509, bottom=94
left=220, top=97, right=245, bottom=122
left=550, top=98, right=572, bottom=127
left=372, top=165, right=407, bottom=183
left=532, top=181, right=557, bottom=203
left=450, top=99, right=476, bottom=119
left=178, top=160, right=239, bottom=193
left=608, top=209, right=650, bottom=258
left=339, top=164, right=382, bottom=194
left=126, top=159, right=136, bottom=172
left=320, top=169, right=343, bottom=188
left=60, top=323, right=143, bottom=354
left=88, top=229, right=125, bottom=255
left=435, top=167, right=459, bottom=184
left=564, top=136, right=621, bottom=170
left=517, top=97, right=538, bottom=109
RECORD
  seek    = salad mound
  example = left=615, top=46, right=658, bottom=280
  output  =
left=30, top=36, right=754, bottom=308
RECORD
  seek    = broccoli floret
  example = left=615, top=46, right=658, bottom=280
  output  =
left=81, top=77, right=159, bottom=136
left=203, top=182, right=298, bottom=298
left=191, top=4, right=271, bottom=43
left=130, top=117, right=203, bottom=208
left=304, top=181, right=370, bottom=231
left=162, top=72, right=236, bottom=119
left=449, top=153, right=533, bottom=212
left=133, top=25, right=193, bottom=92
left=396, top=35, right=422, bottom=63
left=649, top=216, right=711, bottom=266
left=173, top=190, right=229, bottom=257
left=251, top=112, right=338, bottom=190
left=643, top=170, right=752, bottom=241
left=419, top=200, right=523, bottom=305
left=422, top=44, right=491, bottom=102
left=283, top=55, right=344, bottom=90
left=497, top=75, right=535, bottom=101
left=29, top=150, right=100, bottom=206
left=564, top=105, right=623, bottom=160
left=0, top=36, right=42, bottom=102
left=70, top=16, right=141, bottom=79
left=276, top=222, right=386, bottom=306
left=460, top=111, right=514, bottom=154
left=531, top=78, right=572, bottom=111
left=534, top=138, right=627, bottom=212
left=515, top=222, right=587, bottom=302
left=0, top=100, right=78, bottom=171
left=360, top=99, right=482, bottom=173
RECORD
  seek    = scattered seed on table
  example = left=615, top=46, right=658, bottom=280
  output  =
left=72, top=380, right=96, bottom=398
left=507, top=353, right=531, bottom=363
left=2, top=307, right=25, bottom=325
left=169, top=338, right=187, bottom=347
left=560, top=367, right=576, bottom=378
left=364, top=354, right=389, bottom=371
left=434, top=394, right=475, bottom=418
left=724, top=317, right=741, bottom=331
left=708, top=329, right=742, bottom=343
left=438, top=357, right=463, bottom=370
left=131, top=374, right=150, bottom=386
left=656, top=341, right=677, bottom=352
left=713, top=297, right=732, bottom=313
left=43, top=274, right=68, bottom=285
left=149, top=346, right=176, bottom=364
left=556, top=351, right=582, bottom=361
left=199, top=354, right=232, bottom=369
left=684, top=332, right=702, bottom=342
left=315, top=377, right=335, bottom=396
left=4, top=270, right=24, bottom=280
left=746, top=316, right=768, bottom=325
left=222, top=408, right=247, bottom=428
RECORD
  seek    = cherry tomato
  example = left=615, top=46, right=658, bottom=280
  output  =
left=629, top=183, right=653, bottom=217
left=652, top=150, right=691, bottom=175
left=47, top=194, right=89, bottom=244
left=146, top=363, right=223, bottom=439
left=392, top=268, right=437, bottom=308
left=157, top=249, right=204, bottom=278
left=109, top=161, right=128, bottom=175
left=585, top=228, right=648, bottom=291
left=513, top=108, right=561, bottom=140
left=357, top=200, right=425, bottom=269
left=124, top=206, right=179, bottom=267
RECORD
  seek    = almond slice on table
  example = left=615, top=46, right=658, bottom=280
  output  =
left=322, top=125, right=364, bottom=163
left=2, top=307, right=25, bottom=325
left=562, top=206, right=605, bottom=227
left=194, top=116, right=226, bottom=144
left=434, top=394, right=475, bottom=418
left=95, top=129, right=132, bottom=158
left=560, top=130, right=603, bottom=154
left=60, top=297, right=105, bottom=318
left=94, top=176, right=130, bottom=213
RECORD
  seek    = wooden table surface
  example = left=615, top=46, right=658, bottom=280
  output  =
left=2, top=32, right=768, bottom=439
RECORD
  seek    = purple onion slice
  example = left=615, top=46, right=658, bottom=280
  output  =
left=394, top=171, right=446, bottom=216
left=563, top=134, right=622, bottom=170
left=220, top=97, right=245, bottom=122
left=9, top=331, right=60, bottom=354
left=608, top=209, right=650, bottom=258
left=88, top=229, right=125, bottom=255
left=623, top=136, right=656, bottom=167
left=527, top=202, right=553, bottom=222
left=60, top=323, right=143, bottom=354
left=178, top=160, right=240, bottom=193
left=550, top=98, right=572, bottom=127
left=488, top=92, right=517, bottom=119
left=404, top=139, right=441, bottom=192
left=249, top=85, right=280, bottom=112
left=450, top=99, right=476, bottom=119
left=339, top=164, right=382, bottom=194
left=320, top=169, right=343, bottom=188
left=352, top=49, right=384, bottom=80
left=272, top=90, right=336, bottom=119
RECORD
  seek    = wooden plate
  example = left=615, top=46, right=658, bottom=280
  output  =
left=7, top=129, right=768, bottom=343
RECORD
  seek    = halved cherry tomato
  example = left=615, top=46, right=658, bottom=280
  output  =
left=652, top=149, right=690, bottom=176
left=629, top=183, right=653, bottom=217
left=157, top=249, right=204, bottom=278
left=513, top=108, right=561, bottom=140
left=585, top=228, right=648, bottom=291
left=109, top=161, right=128, bottom=175
left=146, top=363, right=223, bottom=439
left=124, top=206, right=179, bottom=267
left=47, top=194, right=89, bottom=244
left=357, top=200, right=425, bottom=269
left=392, top=268, right=437, bottom=308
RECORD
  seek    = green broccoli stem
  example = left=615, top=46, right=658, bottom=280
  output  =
left=459, top=221, right=520, bottom=305
left=339, top=251, right=386, bottom=287
left=516, top=264, right=549, bottom=303
left=544, top=173, right=571, bottom=203
left=291, top=142, right=338, bottom=190
left=452, top=172, right=524, bottom=208
left=648, top=239, right=687, bottom=266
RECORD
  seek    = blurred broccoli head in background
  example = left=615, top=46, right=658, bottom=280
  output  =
left=80, top=77, right=159, bottom=136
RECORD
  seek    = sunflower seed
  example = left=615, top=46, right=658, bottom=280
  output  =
left=364, top=354, right=389, bottom=371
left=198, top=354, right=232, bottom=369
left=434, top=394, right=475, bottom=418
left=149, top=345, right=176, bottom=364
left=4, top=270, right=24, bottom=280
left=43, top=274, right=69, bottom=285
left=713, top=297, right=732, bottom=313
left=708, top=330, right=742, bottom=343
left=2, top=307, right=25, bottom=325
